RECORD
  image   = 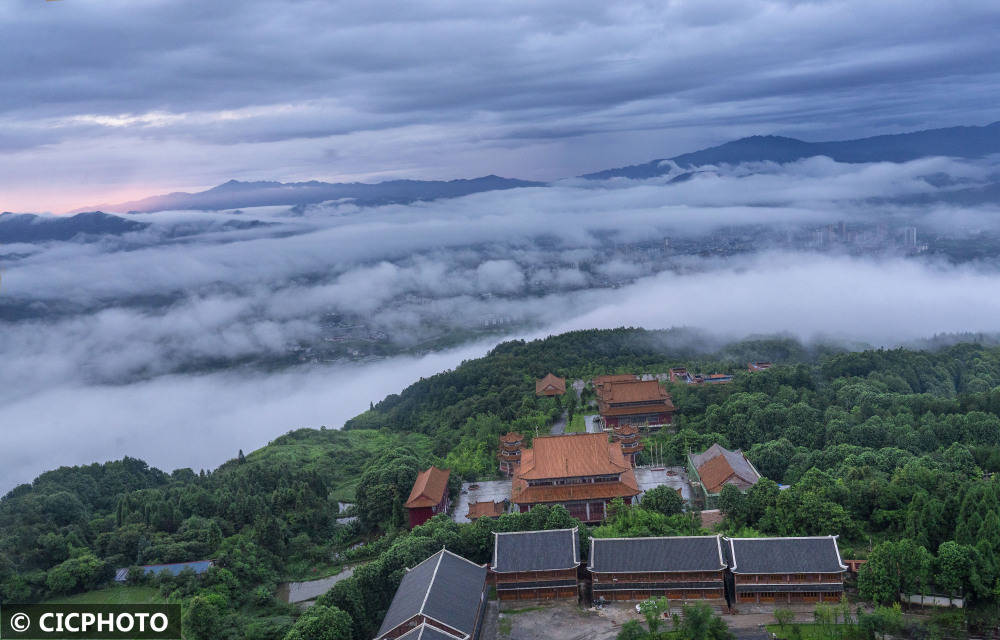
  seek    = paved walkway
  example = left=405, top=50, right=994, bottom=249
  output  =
left=585, top=414, right=604, bottom=433
left=278, top=564, right=358, bottom=605
left=550, top=410, right=568, bottom=434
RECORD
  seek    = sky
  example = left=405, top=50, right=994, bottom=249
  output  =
left=3, top=0, right=1000, bottom=212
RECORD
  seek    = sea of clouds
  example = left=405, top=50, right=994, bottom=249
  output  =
left=3, top=156, right=1000, bottom=491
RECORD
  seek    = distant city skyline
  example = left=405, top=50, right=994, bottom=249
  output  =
left=3, top=0, right=999, bottom=212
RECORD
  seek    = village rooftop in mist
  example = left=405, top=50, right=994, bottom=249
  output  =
left=3, top=0, right=1000, bottom=491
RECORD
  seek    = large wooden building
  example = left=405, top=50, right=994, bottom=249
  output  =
left=588, top=536, right=727, bottom=604
left=376, top=549, right=488, bottom=640
left=510, top=433, right=640, bottom=523
left=726, top=536, right=847, bottom=605
left=596, top=379, right=675, bottom=430
left=688, top=444, right=762, bottom=509
left=404, top=466, right=451, bottom=529
left=491, top=528, right=581, bottom=602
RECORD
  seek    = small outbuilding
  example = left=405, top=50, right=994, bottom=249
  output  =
left=405, top=466, right=451, bottom=529
left=535, top=373, right=567, bottom=396
left=688, top=444, right=762, bottom=509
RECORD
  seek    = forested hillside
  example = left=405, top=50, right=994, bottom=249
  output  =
left=5, top=329, right=1000, bottom=638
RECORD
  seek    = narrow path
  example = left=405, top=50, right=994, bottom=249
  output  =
left=278, top=564, right=359, bottom=604
left=550, top=410, right=568, bottom=434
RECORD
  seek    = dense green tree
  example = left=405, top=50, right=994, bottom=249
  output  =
left=641, top=485, right=684, bottom=516
left=283, top=605, right=352, bottom=640
left=676, top=602, right=735, bottom=640
left=858, top=539, right=932, bottom=603
left=354, top=449, right=423, bottom=531
left=183, top=593, right=227, bottom=640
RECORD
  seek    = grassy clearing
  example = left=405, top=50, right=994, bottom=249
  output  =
left=565, top=413, right=591, bottom=433
left=279, top=559, right=351, bottom=583
left=248, top=428, right=435, bottom=502
left=48, top=586, right=166, bottom=605
left=766, top=623, right=841, bottom=640
left=502, top=605, right=548, bottom=615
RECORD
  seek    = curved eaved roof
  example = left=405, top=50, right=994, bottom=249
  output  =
left=588, top=535, right=726, bottom=573
left=726, top=536, right=848, bottom=574
left=405, top=466, right=451, bottom=509
left=376, top=549, right=487, bottom=639
left=491, top=527, right=581, bottom=573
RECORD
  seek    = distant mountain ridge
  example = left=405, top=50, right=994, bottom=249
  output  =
left=0, top=211, right=148, bottom=243
left=78, top=175, right=543, bottom=214
left=582, top=121, right=1000, bottom=180
left=57, top=121, right=1000, bottom=215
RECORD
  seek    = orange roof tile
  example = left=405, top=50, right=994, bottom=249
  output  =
left=692, top=445, right=760, bottom=494
left=536, top=374, right=566, bottom=396
left=500, top=432, right=524, bottom=443
left=602, top=380, right=668, bottom=403
left=594, top=374, right=640, bottom=385
left=698, top=455, right=739, bottom=494
left=597, top=380, right=675, bottom=416
left=404, top=466, right=450, bottom=509
left=466, top=501, right=506, bottom=520
left=511, top=476, right=640, bottom=504
left=516, top=433, right=628, bottom=480
left=614, top=424, right=640, bottom=436
left=593, top=375, right=640, bottom=401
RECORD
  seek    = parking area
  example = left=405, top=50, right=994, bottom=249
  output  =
left=492, top=602, right=621, bottom=640
left=486, top=600, right=822, bottom=640
left=633, top=465, right=691, bottom=502
left=453, top=479, right=511, bottom=523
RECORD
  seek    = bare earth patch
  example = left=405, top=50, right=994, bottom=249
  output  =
left=494, top=601, right=622, bottom=640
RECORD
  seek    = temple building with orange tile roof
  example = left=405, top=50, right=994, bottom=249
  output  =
left=404, top=466, right=451, bottom=528
left=535, top=373, right=566, bottom=396
left=596, top=378, right=675, bottom=430
left=687, top=444, right=762, bottom=509
left=511, top=433, right=639, bottom=523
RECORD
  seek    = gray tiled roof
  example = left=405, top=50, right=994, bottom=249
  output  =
left=377, top=549, right=487, bottom=639
left=727, top=537, right=847, bottom=574
left=491, top=528, right=580, bottom=573
left=588, top=536, right=726, bottom=573
left=396, top=624, right=463, bottom=640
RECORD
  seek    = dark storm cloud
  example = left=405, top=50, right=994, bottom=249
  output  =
left=3, top=0, right=1000, bottom=211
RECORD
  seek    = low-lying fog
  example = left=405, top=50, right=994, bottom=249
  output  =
left=3, top=155, right=1000, bottom=491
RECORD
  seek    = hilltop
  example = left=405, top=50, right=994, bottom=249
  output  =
left=582, top=121, right=1000, bottom=179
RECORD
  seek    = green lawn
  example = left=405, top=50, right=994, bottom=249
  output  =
left=247, top=428, right=435, bottom=502
left=767, top=623, right=841, bottom=640
left=566, top=413, right=592, bottom=433
left=501, top=605, right=547, bottom=615
left=48, top=586, right=166, bottom=605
